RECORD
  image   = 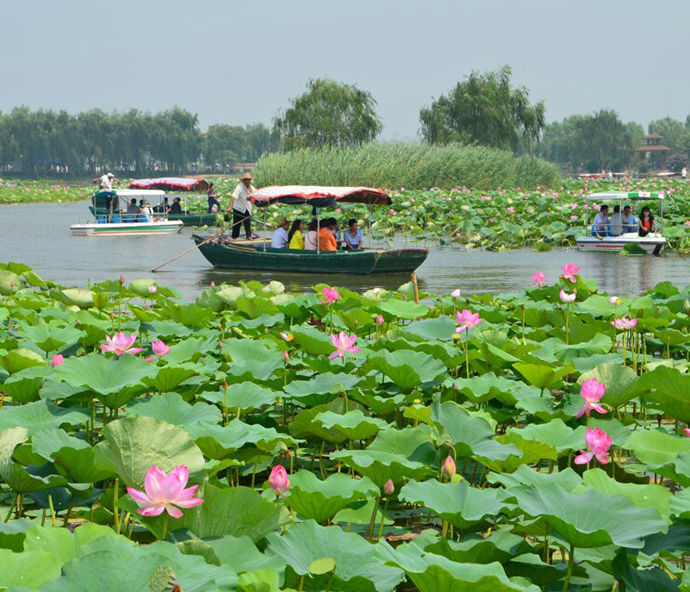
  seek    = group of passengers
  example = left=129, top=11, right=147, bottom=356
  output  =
left=117, top=197, right=182, bottom=222
left=270, top=217, right=364, bottom=251
left=592, top=204, right=657, bottom=237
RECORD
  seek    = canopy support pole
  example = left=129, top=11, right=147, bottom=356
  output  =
left=316, top=210, right=320, bottom=255
left=263, top=209, right=267, bottom=252
left=367, top=203, right=373, bottom=249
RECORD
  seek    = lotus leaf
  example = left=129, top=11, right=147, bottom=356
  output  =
left=635, top=366, right=690, bottom=423
left=56, top=288, right=94, bottom=309
left=187, top=420, right=299, bottom=459
left=201, top=382, right=278, bottom=412
left=222, top=339, right=283, bottom=381
left=0, top=400, right=88, bottom=433
left=0, top=348, right=45, bottom=375
left=366, top=349, right=447, bottom=391
left=313, top=409, right=389, bottom=441
left=284, top=372, right=361, bottom=405
left=377, top=298, right=429, bottom=320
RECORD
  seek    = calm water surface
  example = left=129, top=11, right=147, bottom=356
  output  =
left=1, top=201, right=688, bottom=300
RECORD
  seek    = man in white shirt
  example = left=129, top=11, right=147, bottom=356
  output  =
left=682, top=167, right=687, bottom=181
left=227, top=172, right=255, bottom=239
left=621, top=205, right=637, bottom=233
left=100, top=172, right=115, bottom=192
left=608, top=205, right=623, bottom=236
left=592, top=204, right=609, bottom=237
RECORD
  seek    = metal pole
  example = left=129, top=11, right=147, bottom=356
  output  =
left=263, top=209, right=267, bottom=252
left=367, top=203, right=373, bottom=249
left=316, top=209, right=320, bottom=254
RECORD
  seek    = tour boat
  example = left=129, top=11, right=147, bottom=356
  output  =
left=192, top=186, right=429, bottom=275
left=73, top=189, right=183, bottom=236
left=575, top=191, right=667, bottom=255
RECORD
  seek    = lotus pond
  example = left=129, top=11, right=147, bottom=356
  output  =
left=0, top=262, right=689, bottom=591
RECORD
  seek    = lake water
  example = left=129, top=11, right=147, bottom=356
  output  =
left=1, top=201, right=688, bottom=300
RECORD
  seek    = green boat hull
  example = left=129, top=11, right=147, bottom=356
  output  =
left=193, top=236, right=428, bottom=275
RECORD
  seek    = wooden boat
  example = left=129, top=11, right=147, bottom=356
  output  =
left=74, top=189, right=183, bottom=236
left=128, top=177, right=222, bottom=226
left=575, top=191, right=667, bottom=255
left=192, top=186, right=429, bottom=275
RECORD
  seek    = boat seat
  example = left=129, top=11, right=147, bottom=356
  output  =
left=96, top=215, right=106, bottom=224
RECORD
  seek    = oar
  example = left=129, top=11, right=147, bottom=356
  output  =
left=151, top=231, right=224, bottom=272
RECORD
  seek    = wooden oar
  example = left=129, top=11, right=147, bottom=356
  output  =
left=151, top=231, right=224, bottom=272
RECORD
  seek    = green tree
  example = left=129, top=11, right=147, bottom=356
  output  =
left=648, top=117, right=686, bottom=152
left=204, top=124, right=248, bottom=165
left=274, top=78, right=382, bottom=150
left=419, top=66, right=545, bottom=153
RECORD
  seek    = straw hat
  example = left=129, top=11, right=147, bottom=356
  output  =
left=240, top=172, right=253, bottom=181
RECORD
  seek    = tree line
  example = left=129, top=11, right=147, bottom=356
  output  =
left=2, top=67, right=687, bottom=177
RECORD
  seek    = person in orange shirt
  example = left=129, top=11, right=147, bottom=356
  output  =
left=318, top=218, right=338, bottom=251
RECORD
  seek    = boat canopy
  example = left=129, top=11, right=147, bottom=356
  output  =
left=115, top=189, right=165, bottom=198
left=129, top=177, right=209, bottom=192
left=251, top=185, right=392, bottom=208
left=585, top=191, right=665, bottom=201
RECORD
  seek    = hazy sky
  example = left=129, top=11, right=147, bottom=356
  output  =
left=3, top=0, right=687, bottom=140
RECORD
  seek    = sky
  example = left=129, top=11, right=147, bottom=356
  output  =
left=2, top=0, right=687, bottom=141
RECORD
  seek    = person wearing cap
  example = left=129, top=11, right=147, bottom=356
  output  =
left=99, top=172, right=116, bottom=192
left=227, top=172, right=255, bottom=239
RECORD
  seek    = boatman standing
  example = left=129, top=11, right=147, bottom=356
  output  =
left=99, top=172, right=116, bottom=192
left=227, top=172, right=255, bottom=240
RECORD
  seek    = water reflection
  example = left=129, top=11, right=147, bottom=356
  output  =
left=0, top=200, right=687, bottom=300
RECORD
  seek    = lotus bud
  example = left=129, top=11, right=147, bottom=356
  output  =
left=119, top=274, right=125, bottom=284
left=451, top=289, right=461, bottom=298
left=384, top=479, right=395, bottom=496
left=376, top=314, right=384, bottom=326
left=282, top=350, right=289, bottom=363
left=51, top=353, right=64, bottom=368
left=685, top=428, right=690, bottom=438
left=452, top=381, right=458, bottom=391
left=442, top=455, right=456, bottom=480
left=268, top=465, right=290, bottom=495
left=218, top=340, right=223, bottom=349
left=211, top=281, right=216, bottom=287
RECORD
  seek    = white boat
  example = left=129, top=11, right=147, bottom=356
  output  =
left=575, top=191, right=667, bottom=255
left=71, top=189, right=184, bottom=236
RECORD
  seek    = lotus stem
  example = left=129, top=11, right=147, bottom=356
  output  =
left=113, top=478, right=120, bottom=534
left=366, top=496, right=380, bottom=539
left=48, top=494, right=57, bottom=527
left=562, top=542, right=575, bottom=592
left=376, top=497, right=390, bottom=541
left=4, top=494, right=17, bottom=522
left=161, top=513, right=169, bottom=541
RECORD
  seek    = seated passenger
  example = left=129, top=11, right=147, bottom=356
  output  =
left=638, top=206, right=656, bottom=237
left=304, top=219, right=319, bottom=250
left=592, top=204, right=609, bottom=237
left=126, top=198, right=141, bottom=222
left=288, top=219, right=305, bottom=249
left=169, top=197, right=182, bottom=214
left=271, top=218, right=290, bottom=249
left=141, top=200, right=153, bottom=221
left=608, top=205, right=623, bottom=236
left=343, top=218, right=364, bottom=251
left=622, top=205, right=637, bottom=233
left=318, top=218, right=338, bottom=251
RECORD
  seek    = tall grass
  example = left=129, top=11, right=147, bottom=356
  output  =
left=252, top=143, right=559, bottom=190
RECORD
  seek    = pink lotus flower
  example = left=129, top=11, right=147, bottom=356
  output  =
left=329, top=332, right=361, bottom=360
left=559, top=289, right=576, bottom=303
left=151, top=340, right=171, bottom=358
left=127, top=465, right=204, bottom=519
left=376, top=314, right=384, bottom=326
left=268, top=465, right=290, bottom=495
left=574, top=427, right=612, bottom=465
left=575, top=378, right=607, bottom=418
left=685, top=428, right=690, bottom=437
left=51, top=353, right=64, bottom=368
left=507, top=206, right=514, bottom=213
left=148, top=285, right=157, bottom=294
left=99, top=332, right=143, bottom=356
left=611, top=317, right=637, bottom=331
left=531, top=271, right=546, bottom=288
left=383, top=479, right=395, bottom=495
left=455, top=309, right=482, bottom=332
left=609, top=296, right=621, bottom=305
left=322, top=287, right=340, bottom=303
left=442, top=455, right=456, bottom=480
left=335, top=208, right=342, bottom=213
left=685, top=220, right=690, bottom=227
left=451, top=289, right=461, bottom=298
left=560, top=264, right=580, bottom=283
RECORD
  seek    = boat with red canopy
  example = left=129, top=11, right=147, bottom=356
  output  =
left=192, top=185, right=428, bottom=275
left=129, top=177, right=209, bottom=192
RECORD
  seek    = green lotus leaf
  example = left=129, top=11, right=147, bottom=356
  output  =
left=238, top=569, right=281, bottom=592
left=330, top=426, right=437, bottom=487
left=611, top=547, right=680, bottom=592
left=635, top=366, right=690, bottom=423
left=313, top=410, right=389, bottom=441
left=216, top=285, right=244, bottom=306
left=0, top=400, right=88, bottom=433
left=142, top=364, right=200, bottom=393
left=580, top=468, right=672, bottom=522
left=143, top=319, right=194, bottom=339
left=366, top=349, right=447, bottom=391
left=512, top=362, right=574, bottom=392
left=1, top=366, right=50, bottom=403
left=624, top=429, right=690, bottom=467
left=203, top=535, right=284, bottom=574
left=452, top=372, right=540, bottom=406
left=93, top=416, right=206, bottom=487
left=56, top=288, right=94, bottom=309
left=284, top=372, right=361, bottom=406
left=382, top=543, right=539, bottom=592
left=509, top=483, right=667, bottom=548
left=578, top=363, right=639, bottom=408
left=127, top=393, right=221, bottom=427
left=425, top=527, right=533, bottom=564
left=0, top=270, right=21, bottom=295
left=399, top=317, right=457, bottom=341
left=0, top=348, right=45, bottom=375
left=53, top=352, right=155, bottom=397
left=504, top=553, right=575, bottom=587
left=399, top=479, right=508, bottom=530
left=378, top=298, right=429, bottom=320
left=176, top=484, right=281, bottom=542
left=0, top=547, right=62, bottom=589
left=222, top=338, right=283, bottom=381
left=505, top=419, right=583, bottom=455
left=536, top=334, right=613, bottom=364
left=266, top=520, right=404, bottom=592
left=283, top=471, right=378, bottom=523
left=187, top=420, right=299, bottom=459
left=0, top=518, right=34, bottom=552
left=201, top=382, right=278, bottom=413
left=18, top=321, right=85, bottom=354
left=128, top=278, right=157, bottom=297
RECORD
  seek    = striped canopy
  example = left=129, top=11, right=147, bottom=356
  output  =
left=251, top=186, right=391, bottom=208
left=585, top=191, right=665, bottom=201
left=129, top=177, right=209, bottom=192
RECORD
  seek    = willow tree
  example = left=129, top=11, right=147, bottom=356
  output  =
left=420, top=66, right=545, bottom=153
left=274, top=78, right=382, bottom=150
